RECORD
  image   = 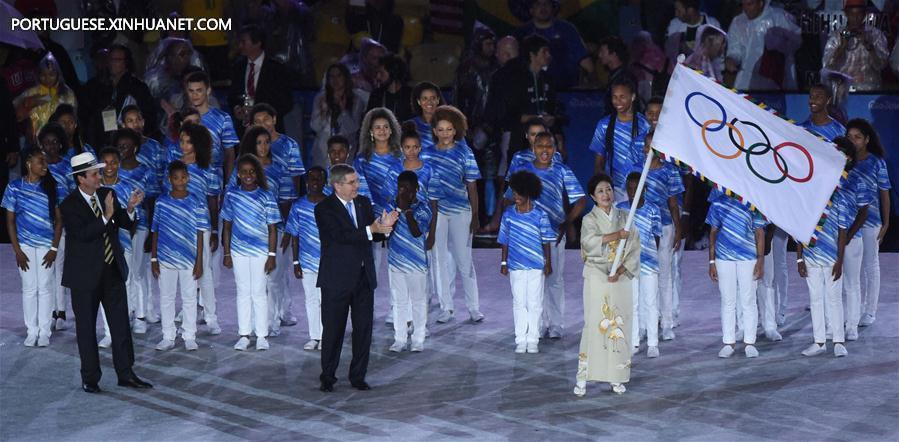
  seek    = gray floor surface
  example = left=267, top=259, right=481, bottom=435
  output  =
left=1, top=246, right=897, bottom=441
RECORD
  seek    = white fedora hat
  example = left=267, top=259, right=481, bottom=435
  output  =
left=69, top=152, right=106, bottom=175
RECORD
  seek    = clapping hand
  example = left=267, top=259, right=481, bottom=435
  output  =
left=104, top=192, right=115, bottom=219
left=127, top=189, right=145, bottom=212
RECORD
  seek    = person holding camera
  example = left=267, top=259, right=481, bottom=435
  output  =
left=823, top=0, right=889, bottom=92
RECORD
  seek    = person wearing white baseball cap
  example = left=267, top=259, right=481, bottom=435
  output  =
left=59, top=151, right=152, bottom=393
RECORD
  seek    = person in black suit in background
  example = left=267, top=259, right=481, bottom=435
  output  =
left=60, top=152, right=152, bottom=393
left=228, top=24, right=294, bottom=135
left=315, top=164, right=399, bottom=392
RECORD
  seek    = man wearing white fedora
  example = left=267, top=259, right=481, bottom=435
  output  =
left=60, top=152, right=153, bottom=393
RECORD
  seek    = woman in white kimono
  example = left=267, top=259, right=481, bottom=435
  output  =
left=575, top=173, right=640, bottom=396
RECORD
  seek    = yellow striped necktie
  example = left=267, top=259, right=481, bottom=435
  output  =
left=91, top=195, right=114, bottom=264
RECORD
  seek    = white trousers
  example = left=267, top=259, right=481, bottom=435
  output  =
left=199, top=230, right=218, bottom=324
left=772, top=227, right=790, bottom=319
left=756, top=251, right=777, bottom=333
left=266, top=244, right=291, bottom=330
left=390, top=270, right=428, bottom=345
left=276, top=243, right=294, bottom=318
left=631, top=278, right=640, bottom=348
left=18, top=246, right=54, bottom=338
left=233, top=254, right=268, bottom=337
left=636, top=272, right=660, bottom=347
left=159, top=267, right=198, bottom=340
left=860, top=226, right=882, bottom=318
left=842, top=236, right=863, bottom=331
left=673, top=237, right=683, bottom=319
left=300, top=270, right=322, bottom=340
left=433, top=210, right=479, bottom=314
left=128, top=228, right=149, bottom=318
left=510, top=269, right=544, bottom=346
left=658, top=224, right=676, bottom=330
left=717, top=260, right=758, bottom=345
left=52, top=233, right=69, bottom=313
left=542, top=234, right=565, bottom=330
left=806, top=264, right=845, bottom=343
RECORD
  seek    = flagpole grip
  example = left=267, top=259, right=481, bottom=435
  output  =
left=609, top=151, right=654, bottom=277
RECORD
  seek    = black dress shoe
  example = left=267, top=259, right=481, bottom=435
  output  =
left=351, top=381, right=371, bottom=391
left=319, top=382, right=334, bottom=392
left=82, top=383, right=101, bottom=393
left=118, top=373, right=153, bottom=389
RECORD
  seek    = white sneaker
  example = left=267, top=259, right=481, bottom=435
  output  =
left=389, top=342, right=406, bottom=352
left=303, top=339, right=318, bottom=351
left=745, top=345, right=759, bottom=358
left=207, top=321, right=222, bottom=335
left=801, top=343, right=826, bottom=357
left=316, top=340, right=322, bottom=351
left=526, top=344, right=539, bottom=354
left=37, top=335, right=49, bottom=347
left=132, top=319, right=147, bottom=334
left=24, top=334, right=38, bottom=347
left=233, top=337, right=250, bottom=351
left=647, top=346, right=659, bottom=358
left=156, top=338, right=175, bottom=351
left=98, top=336, right=112, bottom=348
left=661, top=328, right=675, bottom=341
left=765, top=330, right=783, bottom=341
left=514, top=344, right=526, bottom=354
left=469, top=310, right=485, bottom=323
left=280, top=314, right=298, bottom=326
left=256, top=337, right=270, bottom=351
left=184, top=339, right=198, bottom=351
left=436, top=310, right=454, bottom=323
left=859, top=314, right=875, bottom=327
left=410, top=342, right=424, bottom=352
left=573, top=382, right=586, bottom=397
left=846, top=328, right=859, bottom=341
left=55, top=318, right=68, bottom=331
left=718, top=345, right=735, bottom=358
left=834, top=343, right=848, bottom=357
left=611, top=383, right=627, bottom=395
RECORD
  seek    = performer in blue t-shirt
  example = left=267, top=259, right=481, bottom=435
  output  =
left=2, top=148, right=63, bottom=347
left=221, top=154, right=282, bottom=351
left=386, top=171, right=433, bottom=352
left=498, top=171, right=554, bottom=354
left=286, top=167, right=327, bottom=351
left=150, top=161, right=209, bottom=352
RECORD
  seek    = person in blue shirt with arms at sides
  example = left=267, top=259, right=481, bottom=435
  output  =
left=222, top=154, right=282, bottom=352
left=617, top=172, right=662, bottom=358
left=285, top=167, right=327, bottom=351
left=150, top=160, right=209, bottom=351
left=3, top=148, right=62, bottom=347
left=386, top=171, right=433, bottom=353
left=498, top=170, right=554, bottom=354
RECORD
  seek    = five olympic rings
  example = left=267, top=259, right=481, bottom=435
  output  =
left=685, top=92, right=814, bottom=184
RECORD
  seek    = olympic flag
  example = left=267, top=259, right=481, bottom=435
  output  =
left=654, top=64, right=846, bottom=243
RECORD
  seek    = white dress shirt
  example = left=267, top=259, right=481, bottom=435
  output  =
left=336, top=194, right=373, bottom=241
left=79, top=187, right=135, bottom=225
left=244, top=52, right=265, bottom=96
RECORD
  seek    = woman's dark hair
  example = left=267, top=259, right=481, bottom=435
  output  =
left=604, top=76, right=639, bottom=180
left=845, top=118, right=885, bottom=158
left=98, top=146, right=121, bottom=161
left=48, top=104, right=86, bottom=155
left=240, top=125, right=272, bottom=158
left=431, top=105, right=468, bottom=141
left=359, top=107, right=402, bottom=160
left=411, top=81, right=444, bottom=116
left=179, top=122, right=212, bottom=169
left=646, top=96, right=664, bottom=107
left=325, top=63, right=354, bottom=127
left=236, top=153, right=268, bottom=191
left=112, top=128, right=143, bottom=157
left=170, top=108, right=201, bottom=141
left=397, top=170, right=419, bottom=188
left=168, top=159, right=188, bottom=176
left=832, top=136, right=857, bottom=170
left=379, top=54, right=409, bottom=85
left=120, top=104, right=143, bottom=126
left=400, top=121, right=421, bottom=143
left=37, top=122, right=69, bottom=154
left=587, top=173, right=614, bottom=196
left=524, top=117, right=550, bottom=134
left=509, top=170, right=543, bottom=200
left=22, top=147, right=57, bottom=222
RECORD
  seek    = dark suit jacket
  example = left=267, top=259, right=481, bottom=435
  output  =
left=60, top=187, right=135, bottom=292
left=314, top=193, right=385, bottom=292
left=228, top=56, right=294, bottom=131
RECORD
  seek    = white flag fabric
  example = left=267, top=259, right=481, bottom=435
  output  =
left=654, top=64, right=846, bottom=243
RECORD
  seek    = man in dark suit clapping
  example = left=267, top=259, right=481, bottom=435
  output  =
left=315, top=164, right=398, bottom=392
left=60, top=152, right=153, bottom=393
